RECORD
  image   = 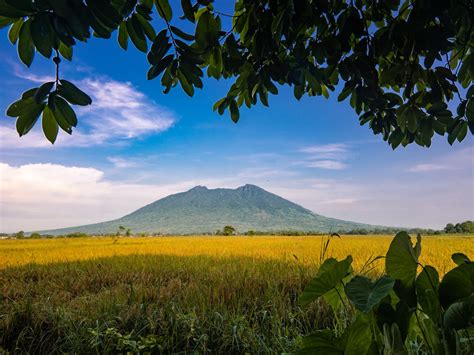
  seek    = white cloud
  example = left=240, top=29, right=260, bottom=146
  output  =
left=298, top=143, right=349, bottom=170
left=408, top=164, right=449, bottom=172
left=0, top=162, right=202, bottom=232
left=1, top=72, right=176, bottom=149
left=107, top=156, right=138, bottom=168
left=305, top=160, right=347, bottom=170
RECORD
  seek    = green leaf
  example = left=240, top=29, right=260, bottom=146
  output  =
left=135, top=13, right=156, bottom=41
left=126, top=16, right=147, bottom=52
left=156, top=0, right=172, bottom=22
left=416, top=265, right=440, bottom=323
left=54, top=96, right=77, bottom=126
left=34, top=82, right=54, bottom=104
left=443, top=295, right=474, bottom=331
left=385, top=232, right=420, bottom=287
left=8, top=18, right=23, bottom=44
left=299, top=256, right=353, bottom=306
left=345, top=275, right=395, bottom=312
left=16, top=103, right=45, bottom=136
left=118, top=22, right=128, bottom=50
left=6, top=96, right=35, bottom=117
left=345, top=313, right=373, bottom=355
left=181, top=0, right=194, bottom=22
left=58, top=80, right=92, bottom=106
left=297, top=330, right=345, bottom=355
left=31, top=13, right=53, bottom=58
left=439, top=263, right=474, bottom=308
left=177, top=69, right=194, bottom=96
left=229, top=100, right=239, bottom=123
left=147, top=54, right=173, bottom=80
left=42, top=105, right=59, bottom=144
left=170, top=25, right=194, bottom=41
left=58, top=42, right=73, bottom=61
left=451, top=253, right=471, bottom=266
left=18, top=18, right=35, bottom=67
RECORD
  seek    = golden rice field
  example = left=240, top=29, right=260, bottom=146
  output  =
left=1, top=234, right=472, bottom=354
left=0, top=234, right=472, bottom=274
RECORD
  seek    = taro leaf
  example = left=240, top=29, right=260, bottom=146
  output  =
left=415, top=265, right=440, bottom=323
left=439, top=263, right=474, bottom=308
left=297, top=329, right=346, bottom=355
left=385, top=232, right=421, bottom=287
left=299, top=256, right=353, bottom=306
left=443, top=295, right=474, bottom=331
left=42, top=106, right=58, bottom=144
left=345, top=313, right=373, bottom=355
left=451, top=253, right=471, bottom=266
left=58, top=80, right=92, bottom=106
left=345, top=275, right=395, bottom=312
left=382, top=323, right=406, bottom=355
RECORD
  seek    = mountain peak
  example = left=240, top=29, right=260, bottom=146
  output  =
left=40, top=185, right=382, bottom=235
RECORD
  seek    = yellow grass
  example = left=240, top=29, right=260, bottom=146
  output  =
left=1, top=234, right=472, bottom=275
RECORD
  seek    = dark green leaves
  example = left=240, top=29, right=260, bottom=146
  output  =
left=147, top=54, right=173, bottom=80
left=34, top=82, right=54, bottom=103
left=155, top=0, right=172, bottom=22
left=439, top=262, right=474, bottom=308
left=42, top=105, right=58, bottom=143
left=58, top=80, right=92, bottom=106
left=31, top=13, right=53, bottom=58
left=299, top=256, right=353, bottom=306
left=345, top=275, right=395, bottom=313
left=18, top=18, right=34, bottom=67
left=385, top=232, right=421, bottom=287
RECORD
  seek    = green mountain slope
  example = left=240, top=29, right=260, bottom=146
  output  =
left=40, top=184, right=383, bottom=235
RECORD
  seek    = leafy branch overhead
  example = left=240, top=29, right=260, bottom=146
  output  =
left=1, top=0, right=473, bottom=147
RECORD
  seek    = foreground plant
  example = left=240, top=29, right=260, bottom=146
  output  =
left=298, top=232, right=473, bottom=354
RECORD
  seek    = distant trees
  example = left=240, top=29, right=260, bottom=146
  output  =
left=444, top=221, right=474, bottom=234
left=222, top=226, right=236, bottom=236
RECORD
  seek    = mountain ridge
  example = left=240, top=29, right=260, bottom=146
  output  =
left=39, top=184, right=386, bottom=235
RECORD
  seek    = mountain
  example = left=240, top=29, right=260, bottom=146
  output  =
left=40, top=184, right=383, bottom=235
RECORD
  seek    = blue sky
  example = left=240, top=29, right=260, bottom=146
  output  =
left=0, top=13, right=473, bottom=232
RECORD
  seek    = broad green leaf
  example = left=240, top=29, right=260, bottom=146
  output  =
left=439, top=262, right=474, bottom=308
left=345, top=275, right=395, bottom=312
left=177, top=69, right=194, bottom=96
left=297, top=329, right=345, bottom=355
left=300, top=256, right=353, bottom=306
left=385, top=232, right=421, bottom=287
left=135, top=13, right=155, bottom=41
left=18, top=18, right=35, bottom=67
left=415, top=265, right=440, bottom=323
left=58, top=80, right=92, bottom=106
left=451, top=253, right=471, bottom=266
left=58, top=42, right=73, bottom=61
left=170, top=25, right=194, bottom=41
left=443, top=295, right=474, bottom=331
left=42, top=106, right=58, bottom=144
left=345, top=313, right=372, bottom=355
left=6, top=96, right=36, bottom=117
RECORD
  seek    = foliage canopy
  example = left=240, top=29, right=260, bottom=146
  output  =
left=1, top=0, right=473, bottom=147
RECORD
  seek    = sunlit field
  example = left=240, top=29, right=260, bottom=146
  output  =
left=1, top=235, right=472, bottom=353
left=0, top=234, right=472, bottom=274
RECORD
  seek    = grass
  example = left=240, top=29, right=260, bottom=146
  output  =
left=0, top=235, right=472, bottom=353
